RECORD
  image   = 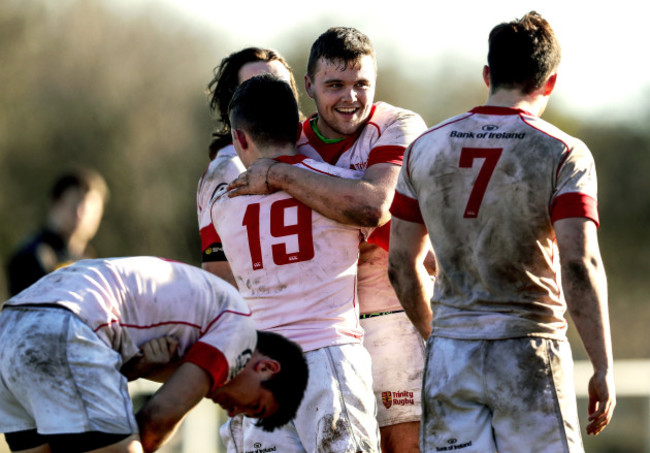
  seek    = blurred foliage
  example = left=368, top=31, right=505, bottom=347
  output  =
left=1, top=0, right=649, bottom=367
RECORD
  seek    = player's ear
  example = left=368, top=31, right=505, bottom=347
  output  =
left=304, top=73, right=315, bottom=99
left=233, top=129, right=249, bottom=149
left=543, top=73, right=557, bottom=96
left=482, top=65, right=490, bottom=88
left=254, top=358, right=281, bottom=378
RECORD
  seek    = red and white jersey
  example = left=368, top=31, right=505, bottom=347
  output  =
left=210, top=155, right=367, bottom=352
left=298, top=102, right=428, bottom=314
left=391, top=106, right=600, bottom=340
left=6, top=256, right=256, bottom=390
left=197, top=145, right=246, bottom=258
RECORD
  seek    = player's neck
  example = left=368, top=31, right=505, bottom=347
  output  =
left=260, top=143, right=298, bottom=159
left=485, top=88, right=550, bottom=117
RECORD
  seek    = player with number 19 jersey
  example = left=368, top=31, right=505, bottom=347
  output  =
left=391, top=106, right=599, bottom=340
left=210, top=155, right=367, bottom=353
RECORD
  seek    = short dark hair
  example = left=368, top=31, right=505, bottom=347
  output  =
left=307, top=27, right=376, bottom=78
left=51, top=166, right=109, bottom=203
left=207, top=48, right=299, bottom=157
left=254, top=330, right=309, bottom=432
left=487, top=11, right=561, bottom=94
left=229, top=74, right=300, bottom=149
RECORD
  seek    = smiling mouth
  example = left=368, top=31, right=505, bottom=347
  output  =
left=335, top=107, right=359, bottom=114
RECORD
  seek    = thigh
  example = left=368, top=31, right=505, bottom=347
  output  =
left=486, top=338, right=584, bottom=453
left=0, top=307, right=136, bottom=437
left=361, top=312, right=424, bottom=427
left=236, top=344, right=380, bottom=453
left=297, top=344, right=380, bottom=453
left=421, top=337, right=496, bottom=453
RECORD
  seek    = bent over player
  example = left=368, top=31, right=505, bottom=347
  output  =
left=388, top=11, right=615, bottom=452
left=0, top=256, right=307, bottom=453
left=210, top=74, right=380, bottom=452
left=227, top=28, right=429, bottom=453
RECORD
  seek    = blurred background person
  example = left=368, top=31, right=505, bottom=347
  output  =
left=6, top=166, right=109, bottom=296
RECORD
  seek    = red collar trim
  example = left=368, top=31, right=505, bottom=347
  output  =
left=274, top=154, right=309, bottom=164
left=302, top=104, right=378, bottom=164
left=470, top=106, right=533, bottom=116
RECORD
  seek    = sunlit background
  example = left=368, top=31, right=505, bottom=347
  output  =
left=1, top=0, right=649, bottom=451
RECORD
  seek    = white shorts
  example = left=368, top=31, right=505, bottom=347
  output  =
left=422, top=336, right=584, bottom=453
left=0, top=306, right=136, bottom=436
left=221, top=343, right=380, bottom=452
left=360, top=311, right=424, bottom=427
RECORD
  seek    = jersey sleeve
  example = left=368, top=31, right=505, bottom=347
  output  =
left=550, top=140, right=599, bottom=226
left=184, top=308, right=257, bottom=393
left=198, top=150, right=245, bottom=262
left=389, top=144, right=425, bottom=224
left=367, top=109, right=427, bottom=167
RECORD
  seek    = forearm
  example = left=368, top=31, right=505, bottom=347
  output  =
left=563, top=254, right=613, bottom=373
left=388, top=257, right=433, bottom=339
left=202, top=261, right=238, bottom=288
left=136, top=363, right=209, bottom=452
left=269, top=163, right=394, bottom=227
left=136, top=404, right=181, bottom=453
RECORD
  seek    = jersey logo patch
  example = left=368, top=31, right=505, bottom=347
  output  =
left=382, top=391, right=393, bottom=409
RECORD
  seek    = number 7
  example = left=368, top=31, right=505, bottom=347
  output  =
left=459, top=147, right=503, bottom=218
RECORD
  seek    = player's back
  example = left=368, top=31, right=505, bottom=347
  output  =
left=210, top=155, right=367, bottom=351
left=403, top=106, right=597, bottom=340
left=6, top=256, right=254, bottom=360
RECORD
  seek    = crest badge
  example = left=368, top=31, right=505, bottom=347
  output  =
left=382, top=391, right=392, bottom=409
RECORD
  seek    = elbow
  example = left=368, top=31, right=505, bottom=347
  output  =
left=360, top=205, right=391, bottom=228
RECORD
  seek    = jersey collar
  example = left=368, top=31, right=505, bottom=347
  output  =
left=302, top=104, right=378, bottom=165
left=470, top=105, right=533, bottom=116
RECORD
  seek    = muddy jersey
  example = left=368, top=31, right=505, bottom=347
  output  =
left=6, top=256, right=257, bottom=391
left=298, top=102, right=427, bottom=314
left=197, top=145, right=246, bottom=261
left=391, top=106, right=599, bottom=340
left=210, top=155, right=367, bottom=352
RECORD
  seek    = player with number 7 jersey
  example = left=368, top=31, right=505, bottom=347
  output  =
left=392, top=105, right=599, bottom=339
left=210, top=154, right=368, bottom=351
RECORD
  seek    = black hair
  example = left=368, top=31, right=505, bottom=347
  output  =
left=50, top=166, right=109, bottom=203
left=207, top=48, right=300, bottom=158
left=487, top=11, right=561, bottom=94
left=254, top=330, right=309, bottom=431
left=307, top=27, right=376, bottom=78
left=229, top=74, right=300, bottom=149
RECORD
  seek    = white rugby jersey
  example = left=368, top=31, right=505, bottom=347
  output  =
left=6, top=256, right=256, bottom=391
left=197, top=145, right=246, bottom=259
left=298, top=102, right=427, bottom=314
left=391, top=106, right=600, bottom=340
left=210, top=155, right=367, bottom=352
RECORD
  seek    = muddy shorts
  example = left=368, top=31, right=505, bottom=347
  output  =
left=421, top=336, right=584, bottom=453
left=220, top=343, right=380, bottom=452
left=360, top=311, right=424, bottom=427
left=0, top=306, right=136, bottom=436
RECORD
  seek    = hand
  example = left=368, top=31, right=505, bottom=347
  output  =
left=141, top=336, right=179, bottom=367
left=586, top=370, right=616, bottom=435
left=121, top=336, right=179, bottom=381
left=227, top=158, right=279, bottom=197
